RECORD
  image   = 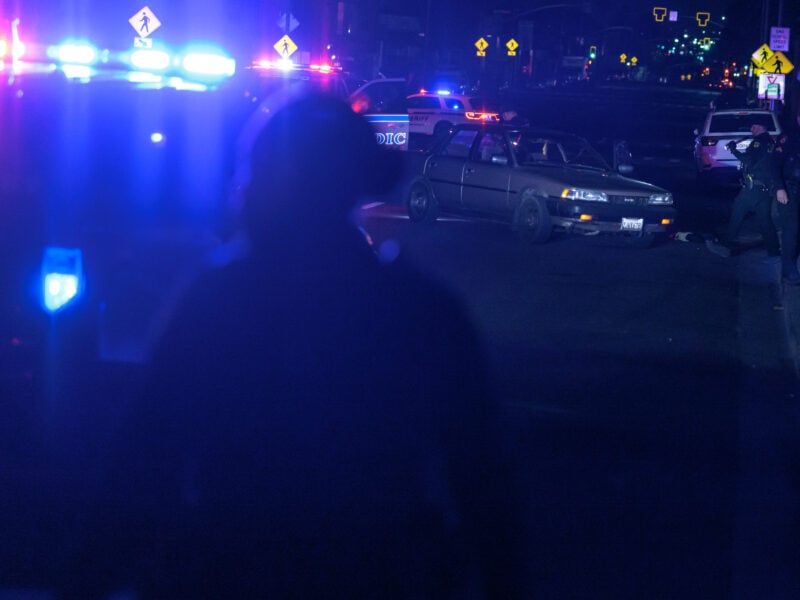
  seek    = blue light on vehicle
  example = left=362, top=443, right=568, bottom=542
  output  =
left=42, top=247, right=84, bottom=313
left=54, top=42, right=99, bottom=65
left=436, top=89, right=451, bottom=95
left=130, top=48, right=171, bottom=71
left=181, top=49, right=235, bottom=77
left=150, top=132, right=165, bottom=144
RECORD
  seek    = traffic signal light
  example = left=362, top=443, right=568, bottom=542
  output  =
left=589, top=45, right=597, bottom=60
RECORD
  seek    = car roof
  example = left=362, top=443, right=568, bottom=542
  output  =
left=451, top=123, right=587, bottom=140
left=708, top=109, right=776, bottom=116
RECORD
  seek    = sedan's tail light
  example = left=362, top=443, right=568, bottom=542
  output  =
left=700, top=137, right=718, bottom=146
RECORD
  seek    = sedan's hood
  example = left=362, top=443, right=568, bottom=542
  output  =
left=519, top=165, right=669, bottom=195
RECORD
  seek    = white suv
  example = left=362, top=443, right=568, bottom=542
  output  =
left=406, top=92, right=500, bottom=138
left=693, top=109, right=781, bottom=186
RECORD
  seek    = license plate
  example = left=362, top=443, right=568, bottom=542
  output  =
left=621, top=218, right=643, bottom=231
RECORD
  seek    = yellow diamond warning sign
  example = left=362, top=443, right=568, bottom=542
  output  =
left=274, top=35, right=298, bottom=58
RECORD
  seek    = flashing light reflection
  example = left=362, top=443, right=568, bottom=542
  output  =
left=127, top=71, right=164, bottom=83
left=256, top=58, right=295, bottom=71
left=130, top=48, right=171, bottom=71
left=0, top=40, right=6, bottom=59
left=61, top=64, right=93, bottom=79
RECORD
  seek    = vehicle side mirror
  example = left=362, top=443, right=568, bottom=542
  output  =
left=491, top=155, right=508, bottom=165
left=618, top=163, right=634, bottom=175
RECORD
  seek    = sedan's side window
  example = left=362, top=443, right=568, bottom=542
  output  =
left=440, top=130, right=478, bottom=158
left=475, top=133, right=508, bottom=164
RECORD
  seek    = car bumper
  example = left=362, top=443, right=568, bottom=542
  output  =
left=551, top=202, right=676, bottom=234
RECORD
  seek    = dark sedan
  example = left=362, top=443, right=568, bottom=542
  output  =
left=406, top=124, right=676, bottom=247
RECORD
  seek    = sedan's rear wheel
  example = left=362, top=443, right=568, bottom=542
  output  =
left=407, top=182, right=439, bottom=223
left=515, top=194, right=551, bottom=244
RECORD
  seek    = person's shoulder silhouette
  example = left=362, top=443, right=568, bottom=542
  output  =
left=66, top=92, right=525, bottom=599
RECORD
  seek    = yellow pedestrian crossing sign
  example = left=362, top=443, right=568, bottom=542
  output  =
left=619, top=53, right=627, bottom=63
left=475, top=37, right=488, bottom=57
left=274, top=35, right=298, bottom=58
left=751, top=44, right=773, bottom=68
left=631, top=56, right=638, bottom=66
left=763, top=51, right=793, bottom=74
left=506, top=38, right=518, bottom=57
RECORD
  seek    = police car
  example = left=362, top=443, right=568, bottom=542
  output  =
left=406, top=91, right=500, bottom=138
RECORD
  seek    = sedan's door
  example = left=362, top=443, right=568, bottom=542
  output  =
left=425, top=129, right=479, bottom=211
left=461, top=131, right=512, bottom=216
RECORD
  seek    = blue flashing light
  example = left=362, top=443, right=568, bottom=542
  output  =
left=150, top=132, right=165, bottom=144
left=54, top=42, right=99, bottom=65
left=435, top=89, right=451, bottom=95
left=130, top=48, right=171, bottom=71
left=181, top=49, right=235, bottom=77
left=42, top=247, right=84, bottom=313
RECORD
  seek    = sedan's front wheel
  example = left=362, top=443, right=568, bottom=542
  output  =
left=407, top=182, right=439, bottom=224
left=514, top=194, right=551, bottom=244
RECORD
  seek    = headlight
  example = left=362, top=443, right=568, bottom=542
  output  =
left=648, top=192, right=673, bottom=205
left=561, top=188, right=608, bottom=202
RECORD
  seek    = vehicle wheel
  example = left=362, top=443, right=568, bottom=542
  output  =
left=406, top=181, right=439, bottom=223
left=514, top=193, right=551, bottom=244
left=433, top=121, right=453, bottom=139
left=625, top=231, right=657, bottom=248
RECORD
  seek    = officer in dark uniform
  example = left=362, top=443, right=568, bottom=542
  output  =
left=706, top=123, right=782, bottom=262
left=774, top=112, right=800, bottom=284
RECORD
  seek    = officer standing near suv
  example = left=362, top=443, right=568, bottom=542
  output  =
left=774, top=112, right=800, bottom=284
left=706, top=123, right=783, bottom=265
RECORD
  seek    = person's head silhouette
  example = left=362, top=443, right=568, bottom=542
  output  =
left=241, top=92, right=402, bottom=250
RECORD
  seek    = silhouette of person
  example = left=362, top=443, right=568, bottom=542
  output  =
left=63, top=93, right=525, bottom=599
left=138, top=12, right=150, bottom=34
left=282, top=39, right=290, bottom=56
left=761, top=49, right=769, bottom=63
left=773, top=56, right=784, bottom=73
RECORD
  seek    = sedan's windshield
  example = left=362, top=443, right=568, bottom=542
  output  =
left=510, top=131, right=610, bottom=170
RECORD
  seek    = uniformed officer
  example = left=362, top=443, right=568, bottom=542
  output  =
left=706, top=123, right=782, bottom=262
left=774, top=113, right=800, bottom=284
